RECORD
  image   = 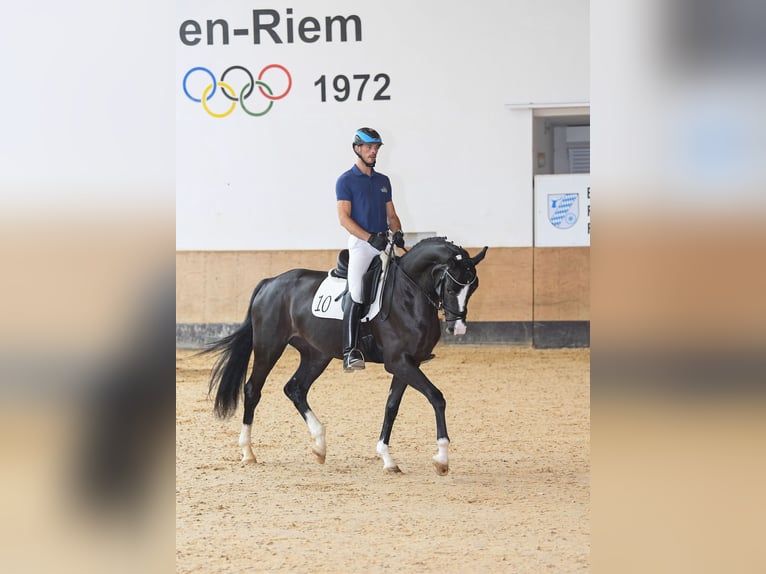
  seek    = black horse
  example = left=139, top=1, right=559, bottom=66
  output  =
left=204, top=237, right=488, bottom=474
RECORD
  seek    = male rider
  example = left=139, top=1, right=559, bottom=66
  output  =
left=335, top=127, right=404, bottom=371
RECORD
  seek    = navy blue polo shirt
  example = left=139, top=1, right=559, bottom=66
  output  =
left=335, top=165, right=392, bottom=233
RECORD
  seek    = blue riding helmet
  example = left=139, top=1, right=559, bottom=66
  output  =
left=353, top=127, right=383, bottom=146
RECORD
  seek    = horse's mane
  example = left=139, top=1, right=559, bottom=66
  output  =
left=407, top=236, right=466, bottom=256
left=416, top=236, right=448, bottom=245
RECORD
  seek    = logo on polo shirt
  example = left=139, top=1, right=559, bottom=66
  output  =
left=380, top=187, right=388, bottom=194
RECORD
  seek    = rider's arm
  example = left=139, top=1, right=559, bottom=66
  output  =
left=337, top=200, right=373, bottom=241
left=386, top=201, right=402, bottom=235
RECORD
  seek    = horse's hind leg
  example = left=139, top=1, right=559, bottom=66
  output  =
left=283, top=343, right=332, bottom=464
left=239, top=345, right=286, bottom=463
left=376, top=375, right=407, bottom=473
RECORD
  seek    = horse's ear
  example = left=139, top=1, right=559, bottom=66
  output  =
left=472, top=246, right=488, bottom=265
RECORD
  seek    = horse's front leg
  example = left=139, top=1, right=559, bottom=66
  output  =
left=433, top=437, right=450, bottom=476
left=387, top=362, right=451, bottom=476
left=377, top=375, right=407, bottom=473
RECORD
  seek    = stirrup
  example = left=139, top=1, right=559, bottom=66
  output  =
left=343, top=349, right=365, bottom=371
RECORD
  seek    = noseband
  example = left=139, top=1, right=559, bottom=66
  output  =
left=434, top=265, right=477, bottom=322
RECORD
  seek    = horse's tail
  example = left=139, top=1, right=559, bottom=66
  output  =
left=201, top=280, right=265, bottom=419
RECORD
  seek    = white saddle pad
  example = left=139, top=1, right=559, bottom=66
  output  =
left=311, top=272, right=384, bottom=322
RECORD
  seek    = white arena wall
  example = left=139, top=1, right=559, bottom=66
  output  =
left=176, top=0, right=590, bottom=347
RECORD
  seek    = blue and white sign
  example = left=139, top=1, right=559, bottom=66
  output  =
left=534, top=174, right=590, bottom=246
left=548, top=193, right=579, bottom=229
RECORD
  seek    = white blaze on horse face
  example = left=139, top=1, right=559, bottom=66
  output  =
left=452, top=284, right=470, bottom=335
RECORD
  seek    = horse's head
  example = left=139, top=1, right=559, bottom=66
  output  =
left=433, top=245, right=488, bottom=335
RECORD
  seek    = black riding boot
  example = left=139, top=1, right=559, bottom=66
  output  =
left=342, top=301, right=365, bottom=371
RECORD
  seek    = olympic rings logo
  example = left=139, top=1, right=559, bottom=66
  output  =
left=182, top=64, right=292, bottom=118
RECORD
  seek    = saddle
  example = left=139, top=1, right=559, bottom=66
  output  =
left=331, top=249, right=384, bottom=310
left=316, top=250, right=434, bottom=365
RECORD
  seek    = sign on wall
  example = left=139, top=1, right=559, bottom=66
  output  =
left=533, top=174, right=590, bottom=247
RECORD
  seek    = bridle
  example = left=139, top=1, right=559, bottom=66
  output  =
left=433, top=264, right=477, bottom=322
left=393, top=249, right=477, bottom=321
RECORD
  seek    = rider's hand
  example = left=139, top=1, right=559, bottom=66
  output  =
left=367, top=233, right=388, bottom=251
left=392, top=230, right=405, bottom=249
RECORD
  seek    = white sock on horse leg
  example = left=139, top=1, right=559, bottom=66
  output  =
left=376, top=440, right=397, bottom=469
left=305, top=410, right=326, bottom=461
left=434, top=438, right=450, bottom=466
left=239, top=424, right=256, bottom=462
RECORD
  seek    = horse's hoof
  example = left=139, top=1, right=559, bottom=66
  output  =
left=432, top=461, right=449, bottom=476
left=241, top=455, right=257, bottom=465
left=384, top=465, right=402, bottom=474
left=312, top=449, right=326, bottom=464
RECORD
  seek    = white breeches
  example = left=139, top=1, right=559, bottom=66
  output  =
left=347, top=235, right=381, bottom=303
